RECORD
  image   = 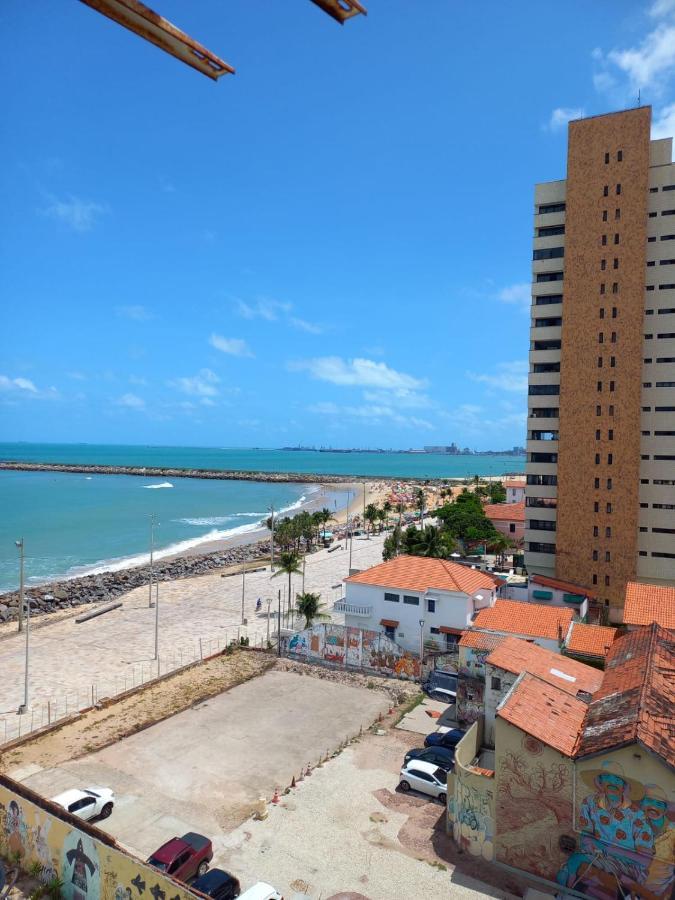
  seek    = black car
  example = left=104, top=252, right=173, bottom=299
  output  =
left=403, top=746, right=455, bottom=771
left=423, top=671, right=458, bottom=703
left=190, top=868, right=241, bottom=900
left=424, top=727, right=466, bottom=750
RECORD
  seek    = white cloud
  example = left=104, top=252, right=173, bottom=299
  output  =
left=289, top=317, right=324, bottom=335
left=467, top=360, right=528, bottom=393
left=308, top=399, right=433, bottom=430
left=0, top=375, right=38, bottom=393
left=594, top=9, right=675, bottom=98
left=209, top=334, right=254, bottom=358
left=170, top=368, right=220, bottom=397
left=546, top=107, right=585, bottom=132
left=235, top=298, right=291, bottom=321
left=68, top=371, right=87, bottom=381
left=363, top=389, right=431, bottom=409
left=128, top=375, right=148, bottom=386
left=116, top=305, right=153, bottom=322
left=496, top=282, right=531, bottom=312
left=653, top=102, right=675, bottom=139
left=115, top=392, right=145, bottom=409
left=291, top=357, right=426, bottom=391
left=651, top=0, right=675, bottom=16
left=42, top=195, right=106, bottom=232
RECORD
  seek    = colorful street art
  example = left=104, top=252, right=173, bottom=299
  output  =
left=556, top=759, right=675, bottom=900
left=0, top=779, right=195, bottom=900
left=286, top=623, right=421, bottom=678
left=456, top=675, right=484, bottom=725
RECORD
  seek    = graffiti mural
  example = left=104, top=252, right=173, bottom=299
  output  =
left=286, top=624, right=420, bottom=678
left=453, top=776, right=494, bottom=860
left=0, top=780, right=196, bottom=900
left=459, top=647, right=491, bottom=678
left=556, top=760, right=675, bottom=899
left=456, top=675, right=484, bottom=725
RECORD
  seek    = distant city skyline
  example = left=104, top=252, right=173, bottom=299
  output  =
left=2, top=1, right=673, bottom=449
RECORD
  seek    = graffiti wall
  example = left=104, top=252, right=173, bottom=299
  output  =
left=494, top=717, right=575, bottom=882
left=456, top=675, right=484, bottom=726
left=287, top=624, right=420, bottom=679
left=450, top=721, right=495, bottom=860
left=458, top=646, right=491, bottom=678
left=556, top=748, right=675, bottom=900
left=0, top=776, right=195, bottom=900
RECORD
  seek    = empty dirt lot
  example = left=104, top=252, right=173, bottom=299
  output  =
left=16, top=668, right=391, bottom=860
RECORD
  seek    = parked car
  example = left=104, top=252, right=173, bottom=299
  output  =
left=424, top=727, right=466, bottom=750
left=423, top=670, right=458, bottom=703
left=238, top=884, right=283, bottom=900
left=403, top=746, right=454, bottom=771
left=147, top=832, right=213, bottom=882
left=191, top=868, right=240, bottom=899
left=50, top=787, right=114, bottom=821
left=399, top=760, right=448, bottom=803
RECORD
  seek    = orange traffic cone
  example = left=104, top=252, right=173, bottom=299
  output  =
left=271, top=786, right=280, bottom=804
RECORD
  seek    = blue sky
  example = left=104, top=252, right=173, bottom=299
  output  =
left=2, top=0, right=674, bottom=450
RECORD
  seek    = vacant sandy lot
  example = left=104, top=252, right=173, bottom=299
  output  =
left=17, top=669, right=390, bottom=858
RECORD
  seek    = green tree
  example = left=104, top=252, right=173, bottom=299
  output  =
left=382, top=525, right=402, bottom=561
left=295, top=591, right=329, bottom=629
left=487, top=481, right=506, bottom=504
left=435, top=491, right=501, bottom=551
left=272, top=550, right=303, bottom=616
left=415, top=487, right=425, bottom=525
left=316, top=507, right=335, bottom=540
left=382, top=499, right=393, bottom=529
left=364, top=503, right=379, bottom=535
left=488, top=533, right=513, bottom=567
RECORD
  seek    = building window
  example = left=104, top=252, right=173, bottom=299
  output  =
left=592, top=574, right=598, bottom=585
left=603, top=185, right=609, bottom=197
left=427, top=598, right=436, bottom=613
left=613, top=258, right=619, bottom=269
left=614, top=234, right=620, bottom=244
left=616, top=184, right=621, bottom=195
left=384, top=625, right=396, bottom=640
left=594, top=502, right=599, bottom=512
left=608, top=453, right=613, bottom=465
left=600, top=309, right=605, bottom=319
left=491, top=676, right=502, bottom=691
left=533, top=247, right=564, bottom=261
left=607, top=503, right=612, bottom=513
left=509, top=522, right=516, bottom=533
left=608, top=429, right=614, bottom=439
left=403, top=595, right=419, bottom=605
left=594, top=477, right=600, bottom=488
left=602, top=235, right=607, bottom=246
left=603, top=210, right=608, bottom=222
left=611, top=331, right=617, bottom=343
left=593, top=526, right=599, bottom=537
left=595, top=428, right=601, bottom=439
left=597, top=381, right=603, bottom=393
left=592, top=550, right=598, bottom=561
left=595, top=453, right=601, bottom=464
left=606, top=526, right=611, bottom=537
left=607, top=477, right=613, bottom=489
left=605, top=574, right=610, bottom=586
left=604, top=152, right=610, bottom=164
left=601, top=260, right=607, bottom=271
left=605, top=551, right=611, bottom=562
left=601, top=284, right=606, bottom=295
left=616, top=209, right=620, bottom=220
left=612, top=305, right=617, bottom=316
left=538, top=202, right=566, bottom=214
left=384, top=592, right=399, bottom=603
left=609, top=380, right=615, bottom=391
left=596, top=405, right=601, bottom=416
left=609, top=404, right=614, bottom=415
left=617, top=150, right=623, bottom=161
left=599, top=333, right=604, bottom=343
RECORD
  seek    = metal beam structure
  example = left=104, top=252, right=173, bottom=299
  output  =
left=310, top=0, right=367, bottom=24
left=78, top=0, right=234, bottom=80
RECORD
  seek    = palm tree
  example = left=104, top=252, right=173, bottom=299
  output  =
left=272, top=550, right=302, bottom=624
left=413, top=525, right=451, bottom=559
left=382, top=499, right=393, bottom=530
left=364, top=503, right=379, bottom=535
left=317, top=507, right=335, bottom=540
left=488, top=534, right=513, bottom=568
left=415, top=488, right=425, bottom=527
left=295, top=592, right=329, bottom=629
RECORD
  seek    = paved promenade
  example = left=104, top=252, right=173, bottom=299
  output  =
left=0, top=534, right=385, bottom=736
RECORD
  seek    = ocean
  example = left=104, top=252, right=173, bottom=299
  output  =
left=0, top=443, right=525, bottom=594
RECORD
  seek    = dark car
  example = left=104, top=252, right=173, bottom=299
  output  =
left=423, top=671, right=458, bottom=703
left=191, top=868, right=241, bottom=900
left=147, top=832, right=213, bottom=883
left=424, top=728, right=466, bottom=750
left=403, top=746, right=455, bottom=771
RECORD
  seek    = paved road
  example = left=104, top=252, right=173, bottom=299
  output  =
left=0, top=534, right=386, bottom=728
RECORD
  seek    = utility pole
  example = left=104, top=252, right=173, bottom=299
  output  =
left=16, top=540, right=29, bottom=712
left=16, top=537, right=24, bottom=634
left=149, top=514, right=158, bottom=608
left=153, top=579, right=160, bottom=660
left=362, top=483, right=366, bottom=531
left=269, top=504, right=275, bottom=572
left=241, top=564, right=246, bottom=624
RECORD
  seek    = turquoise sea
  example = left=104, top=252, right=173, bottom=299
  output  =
left=0, top=443, right=524, bottom=594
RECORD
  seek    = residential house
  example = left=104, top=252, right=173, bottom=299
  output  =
left=471, top=598, right=575, bottom=652
left=504, top=479, right=526, bottom=504
left=563, top=621, right=617, bottom=667
left=456, top=630, right=506, bottom=727
left=482, top=636, right=603, bottom=746
left=340, top=556, right=500, bottom=655
left=623, top=580, right=675, bottom=630
left=483, top=501, right=524, bottom=545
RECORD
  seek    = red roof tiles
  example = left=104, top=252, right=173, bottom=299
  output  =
left=531, top=573, right=597, bottom=599
left=498, top=673, right=588, bottom=756
left=565, top=622, right=617, bottom=659
left=472, top=599, right=574, bottom=641
left=486, top=636, right=603, bottom=695
left=623, top=581, right=675, bottom=629
left=483, top=501, right=525, bottom=522
left=504, top=480, right=526, bottom=489
left=576, top=624, right=675, bottom=767
left=458, top=630, right=506, bottom=652
left=345, top=555, right=499, bottom=595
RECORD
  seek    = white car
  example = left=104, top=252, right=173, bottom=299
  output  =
left=51, top=787, right=115, bottom=821
left=238, top=884, right=282, bottom=900
left=399, top=760, right=448, bottom=803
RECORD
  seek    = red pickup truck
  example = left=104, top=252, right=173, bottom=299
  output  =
left=147, top=832, right=213, bottom=883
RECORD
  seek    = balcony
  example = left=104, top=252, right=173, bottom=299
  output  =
left=333, top=601, right=372, bottom=618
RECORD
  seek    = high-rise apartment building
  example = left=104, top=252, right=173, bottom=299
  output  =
left=525, top=107, right=675, bottom=623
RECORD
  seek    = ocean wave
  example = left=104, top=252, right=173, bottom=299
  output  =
left=143, top=482, right=174, bottom=489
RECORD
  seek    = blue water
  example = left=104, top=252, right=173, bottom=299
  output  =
left=0, top=442, right=525, bottom=480
left=0, top=470, right=339, bottom=593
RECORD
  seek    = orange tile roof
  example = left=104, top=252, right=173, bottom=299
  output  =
left=531, top=573, right=597, bottom=599
left=498, top=673, right=588, bottom=756
left=459, top=630, right=507, bottom=652
left=483, top=501, right=525, bottom=522
left=565, top=622, right=617, bottom=659
left=486, top=636, right=603, bottom=694
left=472, top=599, right=574, bottom=641
left=577, top=624, right=675, bottom=766
left=623, top=581, right=675, bottom=628
left=345, top=555, right=499, bottom=595
left=504, top=480, right=526, bottom=489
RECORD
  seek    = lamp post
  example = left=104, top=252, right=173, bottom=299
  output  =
left=418, top=618, right=425, bottom=681
left=268, top=504, right=275, bottom=572
left=153, top=579, right=160, bottom=660
left=241, top=564, right=246, bottom=625
left=148, top=514, right=158, bottom=608
left=266, top=597, right=272, bottom=646
left=16, top=540, right=29, bottom=712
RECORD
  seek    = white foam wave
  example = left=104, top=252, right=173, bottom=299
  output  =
left=143, top=482, right=173, bottom=489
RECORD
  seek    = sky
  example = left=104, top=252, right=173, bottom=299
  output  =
left=2, top=1, right=675, bottom=451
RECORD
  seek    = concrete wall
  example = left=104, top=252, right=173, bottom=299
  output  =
left=449, top=720, right=495, bottom=861
left=483, top=664, right=519, bottom=748
left=490, top=517, right=524, bottom=544
left=494, top=717, right=575, bottom=885
left=506, top=486, right=525, bottom=504
left=0, top=775, right=194, bottom=900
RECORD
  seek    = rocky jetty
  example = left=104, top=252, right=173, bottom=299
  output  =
left=0, top=541, right=270, bottom=624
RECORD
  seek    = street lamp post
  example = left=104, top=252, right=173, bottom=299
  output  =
left=418, top=618, right=425, bottom=681
left=268, top=504, right=275, bottom=572
left=148, top=514, right=158, bottom=608
left=241, top=565, right=246, bottom=624
left=16, top=540, right=29, bottom=712
left=266, top=597, right=272, bottom=646
left=153, top=579, right=160, bottom=660
left=17, top=537, right=24, bottom=634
